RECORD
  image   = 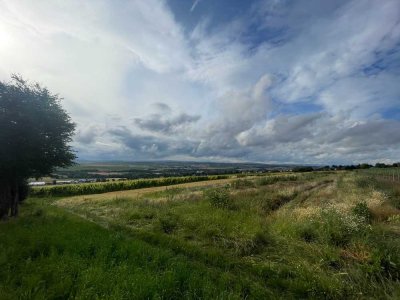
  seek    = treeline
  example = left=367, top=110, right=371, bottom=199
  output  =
left=30, top=175, right=230, bottom=197
left=291, top=162, right=400, bottom=173
left=317, top=162, right=400, bottom=171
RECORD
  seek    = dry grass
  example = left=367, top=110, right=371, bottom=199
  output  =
left=340, top=242, right=372, bottom=263
left=369, top=203, right=400, bottom=222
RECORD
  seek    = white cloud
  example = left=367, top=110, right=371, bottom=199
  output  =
left=0, top=0, right=399, bottom=164
left=269, top=0, right=400, bottom=105
left=190, top=0, right=201, bottom=13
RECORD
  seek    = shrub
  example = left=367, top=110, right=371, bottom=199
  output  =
left=296, top=209, right=368, bottom=247
left=352, top=202, right=372, bottom=223
left=320, top=211, right=352, bottom=246
left=319, top=209, right=366, bottom=247
left=204, top=187, right=231, bottom=209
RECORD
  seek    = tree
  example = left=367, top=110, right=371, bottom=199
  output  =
left=0, top=75, right=76, bottom=218
left=358, top=163, right=372, bottom=169
left=375, top=163, right=387, bottom=168
left=292, top=166, right=314, bottom=172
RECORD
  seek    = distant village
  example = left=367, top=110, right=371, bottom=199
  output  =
left=28, top=178, right=128, bottom=186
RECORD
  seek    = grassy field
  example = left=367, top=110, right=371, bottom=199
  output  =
left=1, top=171, right=400, bottom=299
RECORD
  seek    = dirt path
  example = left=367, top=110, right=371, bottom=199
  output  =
left=56, top=177, right=238, bottom=207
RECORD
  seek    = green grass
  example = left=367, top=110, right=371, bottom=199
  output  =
left=0, top=200, right=273, bottom=299
left=2, top=172, right=400, bottom=299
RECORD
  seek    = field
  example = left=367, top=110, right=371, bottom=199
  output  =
left=1, top=171, right=400, bottom=299
left=29, top=175, right=230, bottom=197
left=52, top=161, right=294, bottom=180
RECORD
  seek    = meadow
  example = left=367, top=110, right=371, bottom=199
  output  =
left=1, top=171, right=400, bottom=299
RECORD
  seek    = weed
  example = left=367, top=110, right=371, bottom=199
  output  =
left=204, top=187, right=231, bottom=209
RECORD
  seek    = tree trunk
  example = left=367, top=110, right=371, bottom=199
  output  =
left=0, top=180, right=11, bottom=219
left=11, top=181, right=19, bottom=217
left=0, top=178, right=25, bottom=219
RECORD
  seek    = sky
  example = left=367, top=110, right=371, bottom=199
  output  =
left=0, top=0, right=399, bottom=165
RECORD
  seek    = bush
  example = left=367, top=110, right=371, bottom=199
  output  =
left=204, top=187, right=231, bottom=209
left=319, top=209, right=367, bottom=247
left=296, top=209, right=368, bottom=247
left=352, top=202, right=372, bottom=223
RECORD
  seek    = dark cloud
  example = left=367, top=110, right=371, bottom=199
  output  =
left=134, top=113, right=200, bottom=134
left=236, top=113, right=322, bottom=146
left=235, top=114, right=400, bottom=162
left=73, top=110, right=400, bottom=164
left=319, top=119, right=400, bottom=151
left=109, top=127, right=199, bottom=158
left=74, top=125, right=99, bottom=144
left=152, top=102, right=172, bottom=113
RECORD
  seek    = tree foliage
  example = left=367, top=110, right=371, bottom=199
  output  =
left=0, top=75, right=76, bottom=218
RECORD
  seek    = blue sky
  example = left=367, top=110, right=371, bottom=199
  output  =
left=0, top=0, right=399, bottom=164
